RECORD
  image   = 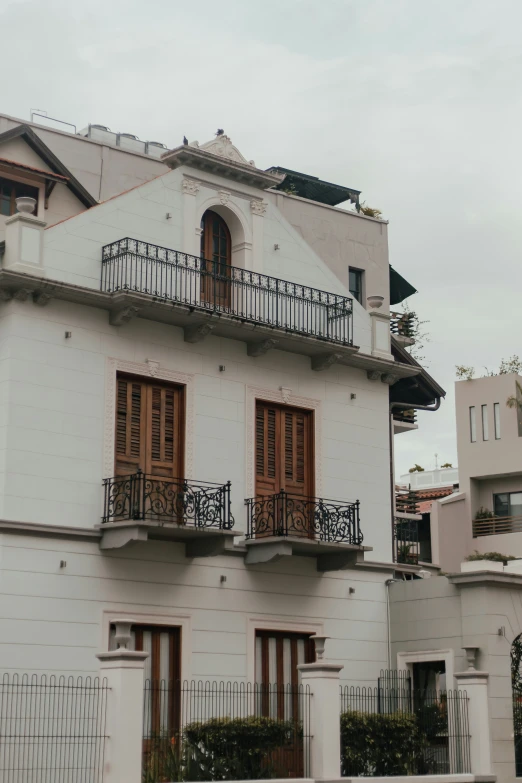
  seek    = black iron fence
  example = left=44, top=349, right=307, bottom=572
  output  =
left=393, top=517, right=420, bottom=565
left=101, top=238, right=353, bottom=346
left=142, top=680, right=311, bottom=782
left=340, top=684, right=470, bottom=776
left=245, top=491, right=362, bottom=544
left=0, top=673, right=108, bottom=783
left=102, top=471, right=234, bottom=529
left=392, top=408, right=417, bottom=425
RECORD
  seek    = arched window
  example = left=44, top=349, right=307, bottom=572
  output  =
left=200, top=209, right=232, bottom=308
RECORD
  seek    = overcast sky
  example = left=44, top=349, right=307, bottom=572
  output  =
left=2, top=0, right=521, bottom=478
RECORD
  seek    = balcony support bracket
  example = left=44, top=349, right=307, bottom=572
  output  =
left=110, top=306, right=141, bottom=326
left=247, top=338, right=279, bottom=357
left=245, top=541, right=293, bottom=565
left=184, top=322, right=216, bottom=344
left=99, top=524, right=149, bottom=550
left=311, top=353, right=343, bottom=372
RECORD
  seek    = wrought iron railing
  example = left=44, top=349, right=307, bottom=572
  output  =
left=143, top=679, right=311, bottom=780
left=473, top=514, right=522, bottom=537
left=395, top=488, right=420, bottom=514
left=340, top=681, right=471, bottom=775
left=102, top=470, right=234, bottom=529
left=393, top=517, right=420, bottom=565
left=101, top=238, right=353, bottom=345
left=245, top=491, right=362, bottom=544
left=0, top=673, right=108, bottom=783
left=390, top=310, right=415, bottom=339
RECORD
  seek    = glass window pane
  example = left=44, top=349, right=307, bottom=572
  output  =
left=494, top=493, right=509, bottom=517
left=349, top=269, right=362, bottom=304
left=482, top=405, right=489, bottom=441
left=511, top=493, right=522, bottom=517
left=469, top=406, right=476, bottom=442
left=494, top=403, right=501, bottom=439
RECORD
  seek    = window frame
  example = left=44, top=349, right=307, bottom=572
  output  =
left=348, top=267, right=364, bottom=305
left=481, top=404, right=489, bottom=441
left=469, top=406, right=477, bottom=442
left=0, top=174, right=40, bottom=217
left=494, top=402, right=501, bottom=440
left=494, top=491, right=522, bottom=519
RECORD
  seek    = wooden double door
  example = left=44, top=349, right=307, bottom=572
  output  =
left=255, top=401, right=314, bottom=537
left=200, top=209, right=232, bottom=309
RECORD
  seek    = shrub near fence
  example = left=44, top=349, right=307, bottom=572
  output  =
left=142, top=680, right=311, bottom=782
left=340, top=686, right=471, bottom=777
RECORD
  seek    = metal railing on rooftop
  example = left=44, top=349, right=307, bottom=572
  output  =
left=101, top=238, right=353, bottom=345
left=390, top=311, right=415, bottom=339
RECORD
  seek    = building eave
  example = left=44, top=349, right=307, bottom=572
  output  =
left=162, top=145, right=284, bottom=190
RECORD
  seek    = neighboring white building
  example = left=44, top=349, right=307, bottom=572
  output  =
left=400, top=466, right=459, bottom=490
left=0, top=116, right=444, bottom=702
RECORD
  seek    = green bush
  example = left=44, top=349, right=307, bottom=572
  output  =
left=466, top=549, right=516, bottom=562
left=340, top=710, right=425, bottom=776
left=184, top=715, right=297, bottom=780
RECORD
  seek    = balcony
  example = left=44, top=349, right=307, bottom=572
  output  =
left=393, top=517, right=419, bottom=565
left=473, top=514, right=522, bottom=538
left=244, top=491, right=367, bottom=570
left=101, top=238, right=353, bottom=349
left=99, top=471, right=236, bottom=554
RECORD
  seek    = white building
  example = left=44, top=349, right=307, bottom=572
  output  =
left=0, top=115, right=446, bottom=728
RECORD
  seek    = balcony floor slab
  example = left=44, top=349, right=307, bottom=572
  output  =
left=97, top=520, right=237, bottom=555
left=244, top=536, right=370, bottom=570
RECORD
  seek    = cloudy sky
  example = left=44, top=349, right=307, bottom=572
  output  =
left=2, top=0, right=521, bottom=478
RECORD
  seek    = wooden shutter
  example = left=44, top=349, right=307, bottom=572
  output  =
left=255, top=401, right=313, bottom=498
left=115, top=377, right=146, bottom=476
left=115, top=375, right=184, bottom=479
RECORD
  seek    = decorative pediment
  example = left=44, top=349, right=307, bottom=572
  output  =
left=199, top=134, right=255, bottom=167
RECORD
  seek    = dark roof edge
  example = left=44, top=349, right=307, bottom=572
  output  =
left=0, top=124, right=97, bottom=208
left=391, top=336, right=446, bottom=400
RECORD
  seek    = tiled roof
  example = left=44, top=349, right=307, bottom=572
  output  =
left=0, top=156, right=68, bottom=181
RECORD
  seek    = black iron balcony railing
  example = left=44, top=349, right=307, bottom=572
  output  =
left=245, top=490, right=362, bottom=544
left=393, top=517, right=419, bottom=565
left=102, top=470, right=234, bottom=529
left=101, top=239, right=353, bottom=345
left=395, top=488, right=419, bottom=515
left=390, top=311, right=415, bottom=339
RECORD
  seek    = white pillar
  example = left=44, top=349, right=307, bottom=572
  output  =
left=250, top=200, right=266, bottom=274
left=455, top=669, right=492, bottom=775
left=97, top=644, right=148, bottom=783
left=3, top=211, right=47, bottom=277
left=181, top=177, right=200, bottom=256
left=297, top=661, right=343, bottom=780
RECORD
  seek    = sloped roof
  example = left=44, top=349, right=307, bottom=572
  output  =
left=266, top=166, right=361, bottom=208
left=0, top=125, right=97, bottom=208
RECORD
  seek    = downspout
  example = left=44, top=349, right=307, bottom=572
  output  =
left=388, top=398, right=442, bottom=565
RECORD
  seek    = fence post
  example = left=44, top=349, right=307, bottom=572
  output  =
left=298, top=644, right=343, bottom=781
left=455, top=666, right=492, bottom=775
left=97, top=619, right=148, bottom=783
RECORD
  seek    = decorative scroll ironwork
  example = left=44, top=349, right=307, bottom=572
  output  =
left=393, top=517, right=419, bottom=565
left=245, top=490, right=362, bottom=544
left=101, top=238, right=353, bottom=345
left=102, top=470, right=234, bottom=529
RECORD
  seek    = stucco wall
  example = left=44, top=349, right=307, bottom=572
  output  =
left=0, top=529, right=392, bottom=686
left=391, top=573, right=522, bottom=783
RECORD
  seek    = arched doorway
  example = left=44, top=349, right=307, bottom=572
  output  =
left=512, top=633, right=522, bottom=775
left=200, top=209, right=232, bottom=308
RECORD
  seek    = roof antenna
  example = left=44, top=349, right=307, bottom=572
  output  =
left=435, top=453, right=438, bottom=469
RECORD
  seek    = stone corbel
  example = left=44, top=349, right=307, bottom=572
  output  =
left=218, top=190, right=231, bottom=206
left=0, top=289, right=12, bottom=303
left=184, top=322, right=216, bottom=343
left=311, top=353, right=343, bottom=372
left=109, top=306, right=141, bottom=326
left=367, top=370, right=381, bottom=381
left=33, top=291, right=52, bottom=307
left=381, top=373, right=398, bottom=385
left=247, top=338, right=279, bottom=357
left=13, top=288, right=33, bottom=302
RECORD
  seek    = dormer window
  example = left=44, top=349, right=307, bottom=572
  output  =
left=200, top=209, right=232, bottom=307
left=0, top=176, right=39, bottom=216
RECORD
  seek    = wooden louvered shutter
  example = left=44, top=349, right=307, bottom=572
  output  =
left=255, top=403, right=280, bottom=498
left=146, top=384, right=183, bottom=479
left=115, top=377, right=146, bottom=476
left=255, top=402, right=313, bottom=498
left=283, top=409, right=311, bottom=498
